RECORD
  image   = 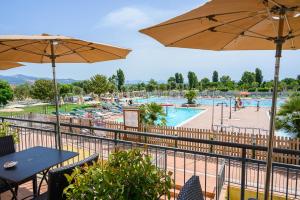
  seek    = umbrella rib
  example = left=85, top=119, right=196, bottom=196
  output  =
left=40, top=41, right=51, bottom=62
left=142, top=11, right=254, bottom=30
left=63, top=40, right=123, bottom=58
left=59, top=42, right=91, bottom=63
left=167, top=13, right=268, bottom=46
left=220, top=15, right=270, bottom=50
left=284, top=15, right=295, bottom=48
left=54, top=42, right=90, bottom=57
left=0, top=40, right=46, bottom=55
left=212, top=11, right=270, bottom=39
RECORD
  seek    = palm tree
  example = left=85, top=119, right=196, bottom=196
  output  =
left=275, top=95, right=300, bottom=137
left=184, top=90, right=197, bottom=104
left=139, top=103, right=166, bottom=126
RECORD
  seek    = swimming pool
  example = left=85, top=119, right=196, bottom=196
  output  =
left=117, top=107, right=204, bottom=127
left=164, top=107, right=204, bottom=126
left=135, top=97, right=286, bottom=107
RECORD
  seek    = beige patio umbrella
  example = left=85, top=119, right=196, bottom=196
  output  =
left=140, top=1, right=300, bottom=199
left=0, top=34, right=131, bottom=150
left=0, top=61, right=23, bottom=70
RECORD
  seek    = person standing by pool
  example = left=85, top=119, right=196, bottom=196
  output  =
left=257, top=100, right=260, bottom=111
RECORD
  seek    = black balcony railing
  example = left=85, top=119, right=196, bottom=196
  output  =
left=1, top=116, right=299, bottom=200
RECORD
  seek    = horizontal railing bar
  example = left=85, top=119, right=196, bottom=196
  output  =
left=2, top=116, right=300, bottom=155
left=0, top=116, right=56, bottom=125
left=9, top=124, right=56, bottom=133
left=60, top=130, right=300, bottom=171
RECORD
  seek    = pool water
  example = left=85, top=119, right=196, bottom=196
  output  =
left=135, top=97, right=286, bottom=107
left=164, top=107, right=203, bottom=126
left=117, top=107, right=203, bottom=127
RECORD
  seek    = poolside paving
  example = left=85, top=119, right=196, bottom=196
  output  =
left=181, top=105, right=270, bottom=134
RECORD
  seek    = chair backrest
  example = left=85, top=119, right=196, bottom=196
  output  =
left=47, top=153, right=99, bottom=200
left=177, top=176, right=204, bottom=200
left=0, top=135, right=15, bottom=157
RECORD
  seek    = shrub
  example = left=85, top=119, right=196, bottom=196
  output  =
left=257, top=87, right=270, bottom=92
left=218, top=87, right=229, bottom=92
left=0, top=122, right=19, bottom=143
left=247, top=88, right=256, bottom=92
left=64, top=149, right=173, bottom=200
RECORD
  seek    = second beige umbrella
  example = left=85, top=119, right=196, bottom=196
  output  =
left=140, top=0, right=300, bottom=199
left=0, top=34, right=131, bottom=149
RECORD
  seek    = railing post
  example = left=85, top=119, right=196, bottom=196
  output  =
left=252, top=135, right=256, bottom=159
left=210, top=136, right=214, bottom=153
left=114, top=131, right=118, bottom=148
left=54, top=123, right=58, bottom=149
left=241, top=148, right=246, bottom=200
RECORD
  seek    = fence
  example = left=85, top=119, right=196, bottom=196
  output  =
left=10, top=113, right=300, bottom=165
left=212, top=124, right=269, bottom=135
left=117, top=90, right=290, bottom=99
left=2, top=116, right=300, bottom=200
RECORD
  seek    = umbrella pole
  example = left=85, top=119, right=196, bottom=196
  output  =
left=50, top=41, right=62, bottom=150
left=264, top=9, right=285, bottom=200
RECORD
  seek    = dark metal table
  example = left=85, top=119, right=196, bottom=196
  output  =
left=0, top=146, right=78, bottom=200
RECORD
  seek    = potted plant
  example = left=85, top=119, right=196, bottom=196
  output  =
left=183, top=90, right=198, bottom=107
left=64, top=149, right=173, bottom=200
left=0, top=122, right=19, bottom=144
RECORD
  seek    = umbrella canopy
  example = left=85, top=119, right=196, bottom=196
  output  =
left=140, top=0, right=300, bottom=50
left=0, top=61, right=23, bottom=70
left=0, top=34, right=131, bottom=63
left=140, top=1, right=300, bottom=200
left=0, top=34, right=131, bottom=150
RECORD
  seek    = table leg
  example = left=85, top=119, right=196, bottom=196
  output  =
left=32, top=176, right=37, bottom=197
left=2, top=180, right=18, bottom=200
left=38, top=169, right=50, bottom=195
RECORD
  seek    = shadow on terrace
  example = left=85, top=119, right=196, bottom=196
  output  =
left=0, top=116, right=299, bottom=200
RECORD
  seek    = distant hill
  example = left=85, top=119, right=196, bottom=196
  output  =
left=0, top=74, right=79, bottom=85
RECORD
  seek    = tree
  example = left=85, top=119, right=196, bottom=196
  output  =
left=201, top=78, right=210, bottom=90
left=220, top=75, right=231, bottom=84
left=255, top=68, right=263, bottom=85
left=276, top=95, right=300, bottom=137
left=187, top=71, right=198, bottom=89
left=139, top=103, right=166, bottom=126
left=167, top=77, right=176, bottom=90
left=158, top=83, right=167, bottom=91
left=72, top=80, right=92, bottom=94
left=31, top=79, right=55, bottom=102
left=184, top=90, right=197, bottom=104
left=116, top=69, right=125, bottom=91
left=240, top=71, right=255, bottom=86
left=89, top=74, right=109, bottom=97
left=0, top=80, right=13, bottom=106
left=212, top=71, right=219, bottom=83
left=146, top=79, right=158, bottom=92
left=59, top=84, right=73, bottom=98
left=72, top=86, right=83, bottom=95
left=14, top=83, right=31, bottom=100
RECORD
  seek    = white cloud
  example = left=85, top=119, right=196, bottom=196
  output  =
left=101, top=7, right=151, bottom=29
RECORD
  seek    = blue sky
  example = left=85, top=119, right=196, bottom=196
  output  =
left=1, top=0, right=300, bottom=82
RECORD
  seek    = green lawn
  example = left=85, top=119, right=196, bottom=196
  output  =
left=0, top=103, right=91, bottom=117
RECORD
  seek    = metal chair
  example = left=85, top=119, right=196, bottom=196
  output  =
left=35, top=153, right=99, bottom=200
left=177, top=175, right=204, bottom=200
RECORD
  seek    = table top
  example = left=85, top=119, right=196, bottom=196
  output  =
left=0, top=146, right=78, bottom=183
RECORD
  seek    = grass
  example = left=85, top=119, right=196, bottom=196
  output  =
left=0, top=103, right=92, bottom=117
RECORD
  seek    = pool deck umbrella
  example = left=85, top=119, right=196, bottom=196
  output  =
left=0, top=34, right=131, bottom=150
left=0, top=61, right=23, bottom=70
left=140, top=0, right=300, bottom=199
